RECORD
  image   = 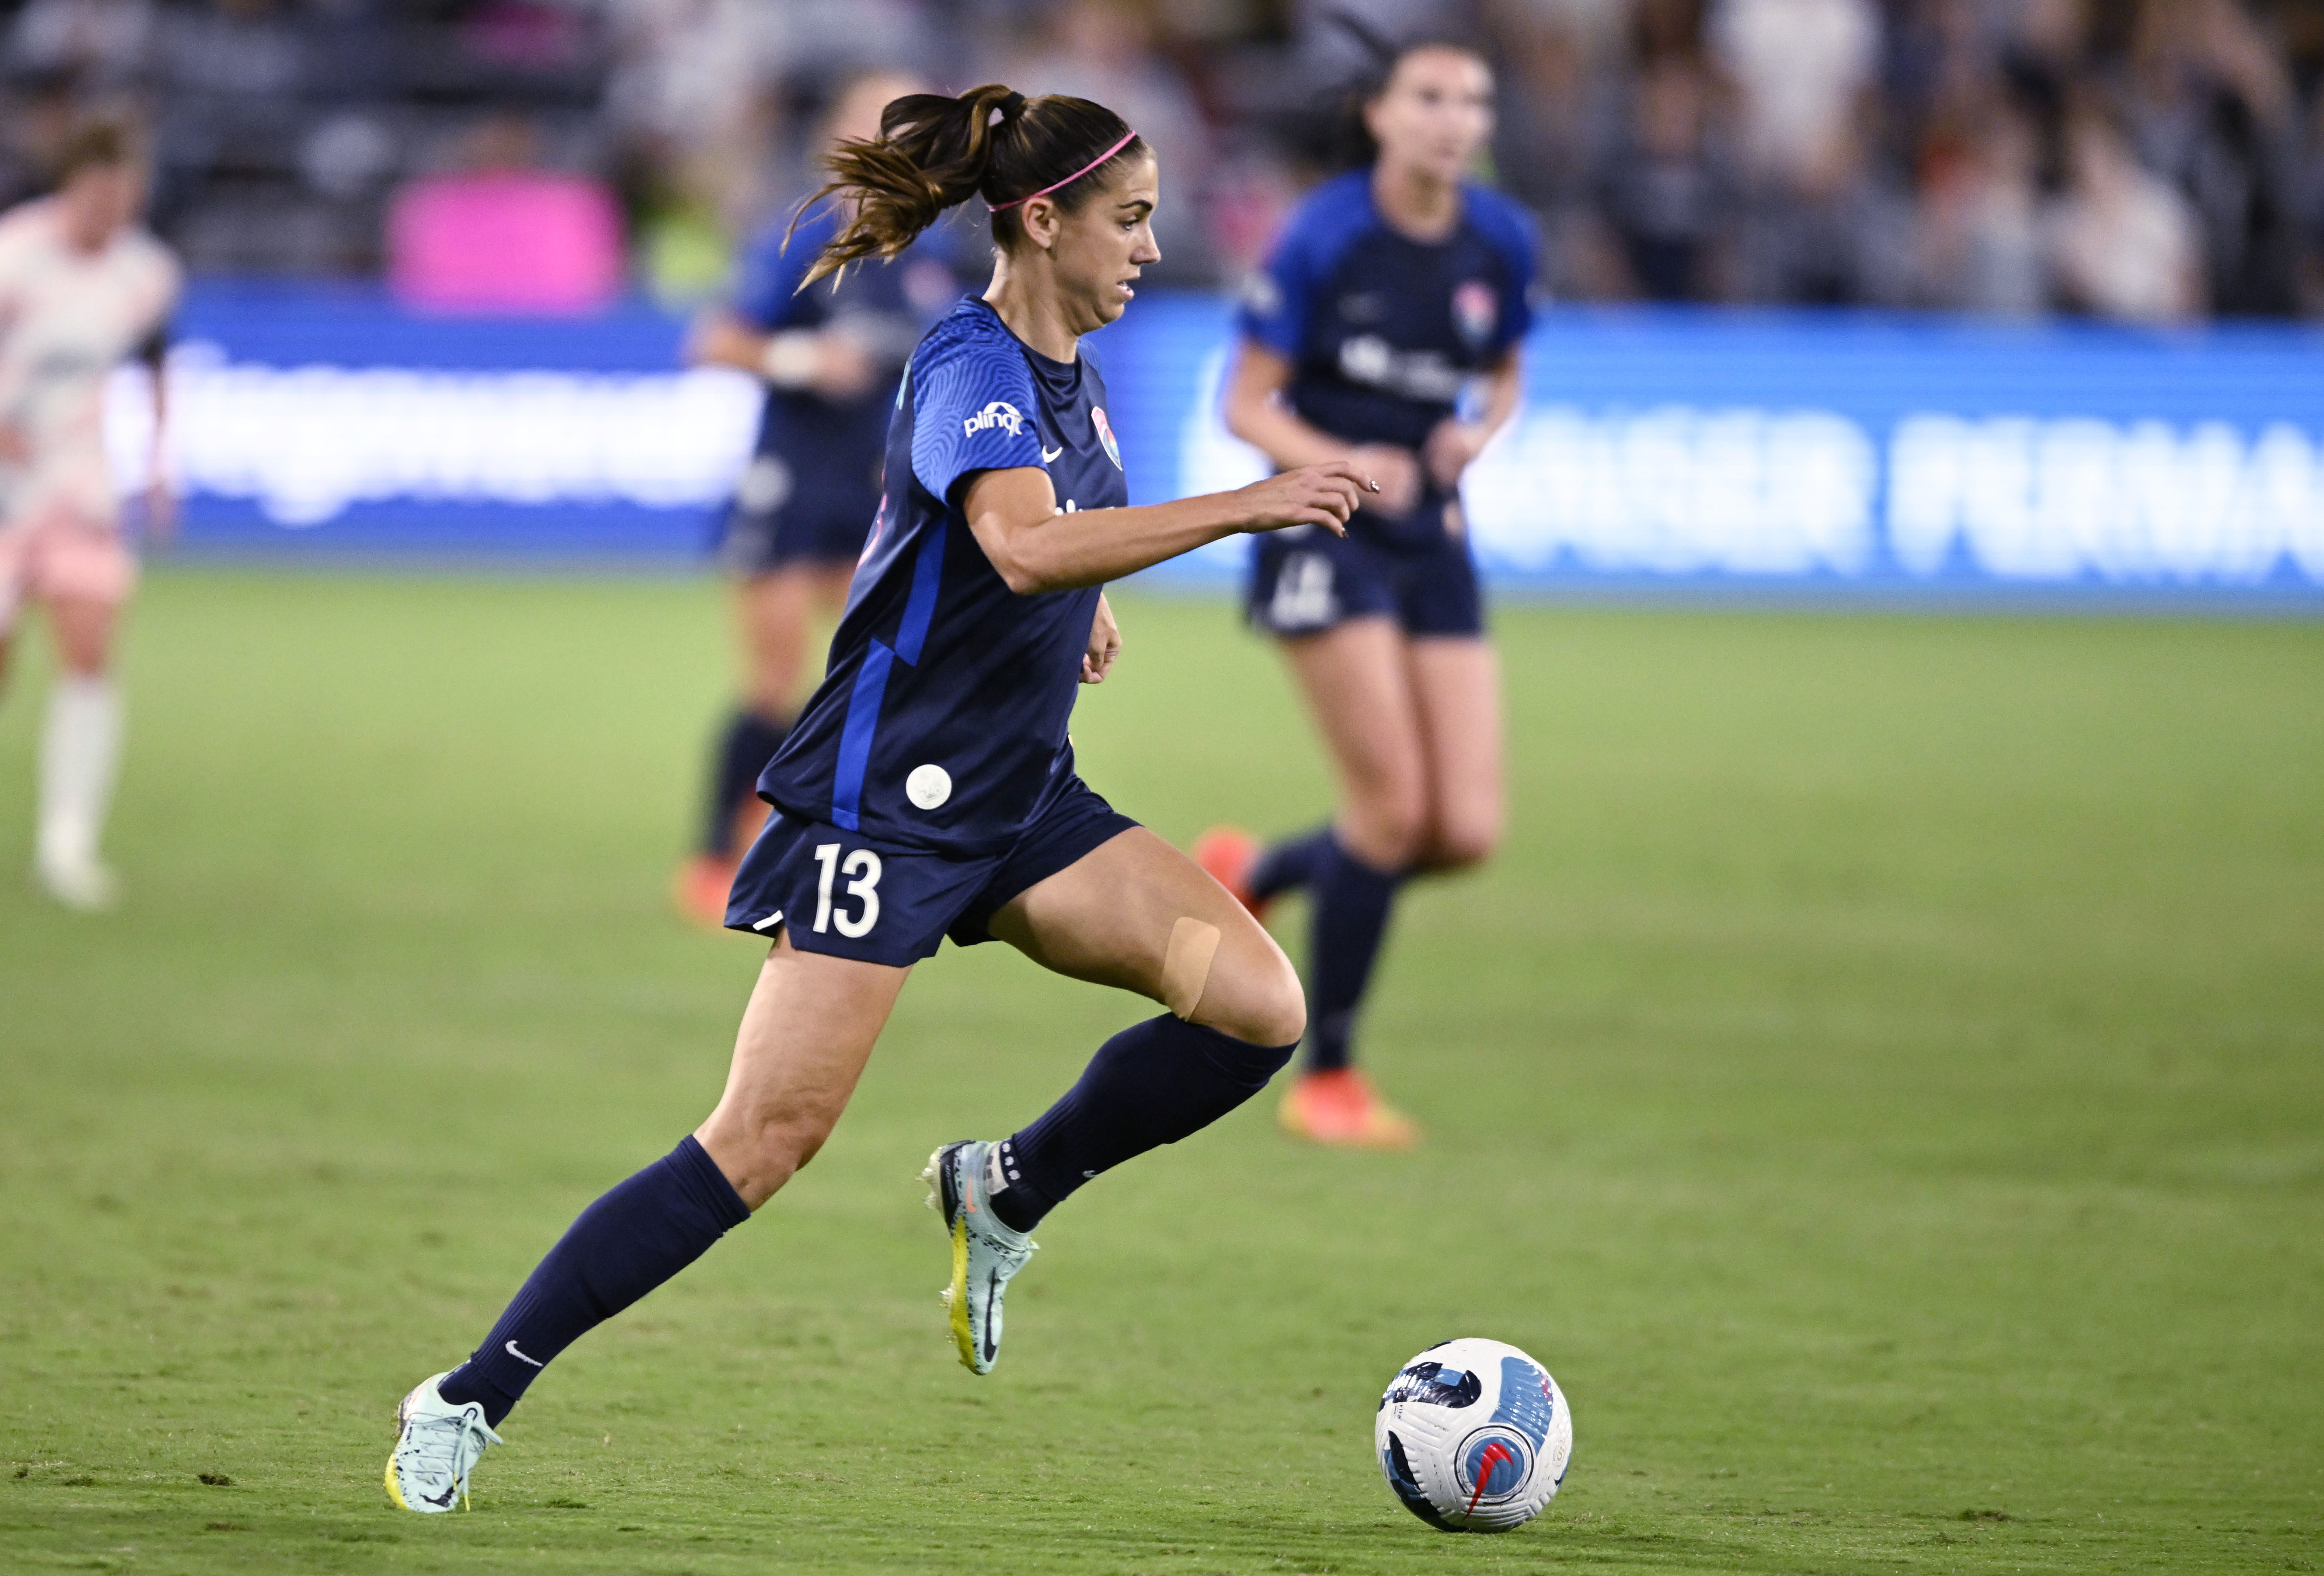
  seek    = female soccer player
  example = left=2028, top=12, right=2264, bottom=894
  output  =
left=1198, top=38, right=1532, bottom=1149
left=0, top=119, right=178, bottom=912
left=674, top=72, right=970, bottom=923
left=387, top=84, right=1374, bottom=1514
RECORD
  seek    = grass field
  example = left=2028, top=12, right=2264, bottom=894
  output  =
left=1, top=570, right=2319, bottom=1575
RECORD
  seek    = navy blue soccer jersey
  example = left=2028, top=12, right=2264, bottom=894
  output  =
left=755, top=297, right=1129, bottom=858
left=1238, top=170, right=1536, bottom=547
left=728, top=205, right=968, bottom=497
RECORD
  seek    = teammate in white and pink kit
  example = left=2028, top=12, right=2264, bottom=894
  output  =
left=0, top=119, right=179, bottom=910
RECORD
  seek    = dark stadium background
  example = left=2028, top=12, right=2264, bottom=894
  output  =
left=1, top=0, right=2318, bottom=595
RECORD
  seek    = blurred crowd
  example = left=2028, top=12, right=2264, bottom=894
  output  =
left=6, top=0, right=2324, bottom=325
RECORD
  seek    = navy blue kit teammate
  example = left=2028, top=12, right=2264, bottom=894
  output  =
left=676, top=72, right=968, bottom=923
left=386, top=84, right=1375, bottom=1513
left=1199, top=36, right=1532, bottom=1149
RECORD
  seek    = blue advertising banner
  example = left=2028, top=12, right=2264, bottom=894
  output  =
left=129, top=283, right=2324, bottom=598
left=119, top=282, right=749, bottom=558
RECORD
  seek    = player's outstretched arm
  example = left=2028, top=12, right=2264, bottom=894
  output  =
left=964, top=462, right=1374, bottom=595
left=686, top=307, right=877, bottom=401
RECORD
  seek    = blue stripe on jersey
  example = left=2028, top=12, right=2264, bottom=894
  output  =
left=829, top=641, right=895, bottom=832
left=829, top=521, right=946, bottom=827
left=894, top=520, right=945, bottom=665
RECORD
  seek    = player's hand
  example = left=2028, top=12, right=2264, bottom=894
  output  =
left=1422, top=419, right=1489, bottom=489
left=1232, top=461, right=1373, bottom=538
left=809, top=332, right=880, bottom=402
left=1080, top=591, right=1121, bottom=683
left=1350, top=444, right=1421, bottom=514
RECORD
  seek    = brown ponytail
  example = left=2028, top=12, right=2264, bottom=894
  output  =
left=793, top=84, right=1145, bottom=288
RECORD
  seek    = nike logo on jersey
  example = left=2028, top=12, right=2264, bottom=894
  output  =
left=1040, top=444, right=1063, bottom=463
left=504, top=1340, right=545, bottom=1367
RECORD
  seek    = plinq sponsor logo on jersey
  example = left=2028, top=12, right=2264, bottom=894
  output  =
left=963, top=401, right=1027, bottom=439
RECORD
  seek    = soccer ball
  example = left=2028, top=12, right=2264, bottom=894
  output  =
left=1375, top=1337, right=1572, bottom=1532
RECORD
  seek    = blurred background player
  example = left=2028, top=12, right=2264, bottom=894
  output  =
left=1199, top=32, right=1531, bottom=1149
left=674, top=70, right=970, bottom=925
left=0, top=116, right=177, bottom=912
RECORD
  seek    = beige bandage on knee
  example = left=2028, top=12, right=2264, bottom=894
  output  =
left=1160, top=916, right=1222, bottom=1020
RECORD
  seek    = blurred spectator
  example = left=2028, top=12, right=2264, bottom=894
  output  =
left=1488, top=0, right=1628, bottom=297
left=1912, top=104, right=2047, bottom=315
left=386, top=113, right=623, bottom=314
left=1711, top=0, right=1878, bottom=196
left=2307, top=81, right=2324, bottom=313
left=1593, top=5, right=1731, bottom=300
left=2118, top=0, right=2302, bottom=316
left=1709, top=0, right=1897, bottom=304
left=0, top=0, right=2309, bottom=324
left=2048, top=103, right=2205, bottom=325
left=8, top=0, right=153, bottom=89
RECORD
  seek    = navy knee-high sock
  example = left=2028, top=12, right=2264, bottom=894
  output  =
left=1305, top=836, right=1405, bottom=1073
left=438, top=1137, right=749, bottom=1426
left=702, top=709, right=790, bottom=856
left=988, top=1015, right=1297, bottom=1233
left=1248, top=824, right=1335, bottom=903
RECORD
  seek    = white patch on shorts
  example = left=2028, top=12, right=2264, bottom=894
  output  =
left=735, top=454, right=793, bottom=515
left=905, top=763, right=952, bottom=810
left=1267, top=550, right=1338, bottom=630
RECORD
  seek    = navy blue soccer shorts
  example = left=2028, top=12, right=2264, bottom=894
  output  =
left=722, top=773, right=1139, bottom=968
left=715, top=453, right=876, bottom=574
left=1246, top=521, right=1484, bottom=639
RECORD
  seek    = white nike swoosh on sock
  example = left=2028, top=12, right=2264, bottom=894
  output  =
left=505, top=1340, right=545, bottom=1367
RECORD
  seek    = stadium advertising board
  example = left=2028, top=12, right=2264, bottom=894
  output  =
left=127, top=285, right=2323, bottom=598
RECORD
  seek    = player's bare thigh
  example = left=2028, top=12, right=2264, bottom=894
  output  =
left=1277, top=615, right=1430, bottom=869
left=1405, top=636, right=1503, bottom=872
left=0, top=515, right=133, bottom=680
left=695, top=930, right=912, bottom=1210
left=735, top=561, right=854, bottom=716
left=987, top=827, right=1305, bottom=1048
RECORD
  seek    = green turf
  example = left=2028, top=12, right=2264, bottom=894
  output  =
left=1, top=570, right=2319, bottom=1575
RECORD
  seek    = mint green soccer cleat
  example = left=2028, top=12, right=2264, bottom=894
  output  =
left=384, top=1372, right=502, bottom=1513
left=922, top=1141, right=1036, bottom=1374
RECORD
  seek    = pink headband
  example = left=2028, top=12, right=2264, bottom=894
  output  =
left=986, top=130, right=1139, bottom=212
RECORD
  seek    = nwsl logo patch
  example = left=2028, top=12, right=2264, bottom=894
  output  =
left=1092, top=407, right=1123, bottom=470
left=1452, top=280, right=1497, bottom=349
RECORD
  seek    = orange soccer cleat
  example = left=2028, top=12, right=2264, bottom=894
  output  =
left=1193, top=825, right=1271, bottom=921
left=672, top=854, right=739, bottom=929
left=1278, top=1067, right=1421, bottom=1149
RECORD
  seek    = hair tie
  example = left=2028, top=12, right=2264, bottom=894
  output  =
left=987, top=128, right=1138, bottom=213
left=998, top=91, right=1027, bottom=119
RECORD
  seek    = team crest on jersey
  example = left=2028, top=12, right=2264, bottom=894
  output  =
left=964, top=400, right=1026, bottom=438
left=1452, top=280, right=1497, bottom=349
left=1092, top=407, right=1122, bottom=470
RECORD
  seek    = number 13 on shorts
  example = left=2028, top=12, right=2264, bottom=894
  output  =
left=811, top=842, right=883, bottom=937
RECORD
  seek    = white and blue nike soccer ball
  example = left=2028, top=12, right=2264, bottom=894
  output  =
left=1375, top=1337, right=1572, bottom=1532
